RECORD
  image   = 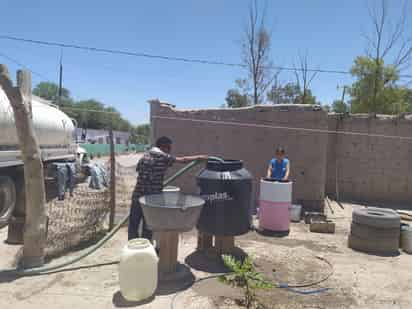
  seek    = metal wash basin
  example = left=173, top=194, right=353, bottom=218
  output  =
left=139, top=192, right=205, bottom=232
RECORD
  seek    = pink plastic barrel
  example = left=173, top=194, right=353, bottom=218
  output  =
left=259, top=179, right=292, bottom=231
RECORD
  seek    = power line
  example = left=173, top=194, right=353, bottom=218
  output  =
left=60, top=106, right=121, bottom=115
left=0, top=34, right=242, bottom=68
left=0, top=51, right=51, bottom=80
left=3, top=34, right=411, bottom=78
left=152, top=115, right=412, bottom=141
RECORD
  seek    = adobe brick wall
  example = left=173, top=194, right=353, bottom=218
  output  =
left=150, top=100, right=329, bottom=212
left=326, top=114, right=412, bottom=208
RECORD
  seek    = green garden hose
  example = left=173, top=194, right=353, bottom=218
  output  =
left=0, top=157, right=216, bottom=277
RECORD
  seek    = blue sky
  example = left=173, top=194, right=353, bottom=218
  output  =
left=1, top=0, right=411, bottom=124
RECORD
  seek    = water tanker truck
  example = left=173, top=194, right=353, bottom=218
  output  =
left=0, top=87, right=78, bottom=229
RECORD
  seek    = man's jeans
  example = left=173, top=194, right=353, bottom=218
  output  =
left=55, top=163, right=76, bottom=200
left=128, top=199, right=152, bottom=241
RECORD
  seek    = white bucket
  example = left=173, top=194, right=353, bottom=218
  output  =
left=401, top=226, right=412, bottom=254
left=289, top=204, right=302, bottom=222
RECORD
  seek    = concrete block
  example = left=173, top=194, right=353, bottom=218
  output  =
left=310, top=220, right=336, bottom=234
left=304, top=212, right=326, bottom=224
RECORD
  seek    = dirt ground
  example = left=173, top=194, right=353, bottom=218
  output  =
left=1, top=154, right=411, bottom=309
left=1, top=199, right=412, bottom=309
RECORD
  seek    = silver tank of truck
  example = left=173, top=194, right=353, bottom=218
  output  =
left=0, top=87, right=76, bottom=166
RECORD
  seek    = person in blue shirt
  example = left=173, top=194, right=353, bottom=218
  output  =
left=266, top=147, right=290, bottom=181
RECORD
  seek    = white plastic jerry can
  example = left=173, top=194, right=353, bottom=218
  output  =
left=119, top=238, right=159, bottom=301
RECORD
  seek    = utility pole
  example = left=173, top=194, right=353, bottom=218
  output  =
left=58, top=50, right=63, bottom=106
left=337, top=85, right=350, bottom=113
left=109, top=125, right=116, bottom=231
left=340, top=86, right=346, bottom=103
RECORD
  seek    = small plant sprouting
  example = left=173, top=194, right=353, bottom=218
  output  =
left=219, top=255, right=273, bottom=309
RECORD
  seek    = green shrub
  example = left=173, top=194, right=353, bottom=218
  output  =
left=219, top=255, right=273, bottom=308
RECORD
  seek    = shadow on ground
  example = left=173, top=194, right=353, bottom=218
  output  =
left=256, top=229, right=290, bottom=238
left=349, top=247, right=401, bottom=257
left=185, top=248, right=247, bottom=273
left=112, top=291, right=155, bottom=308
left=112, top=264, right=196, bottom=307
left=156, top=264, right=195, bottom=296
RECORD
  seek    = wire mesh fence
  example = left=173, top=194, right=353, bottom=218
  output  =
left=113, top=161, right=137, bottom=209
left=44, top=158, right=138, bottom=258
left=45, top=184, right=110, bottom=257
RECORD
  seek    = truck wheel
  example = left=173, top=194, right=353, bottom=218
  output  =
left=352, top=207, right=400, bottom=229
left=348, top=233, right=399, bottom=254
left=350, top=222, right=400, bottom=240
left=0, top=176, right=16, bottom=229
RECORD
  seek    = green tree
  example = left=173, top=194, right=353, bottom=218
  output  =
left=332, top=100, right=350, bottom=113
left=225, top=89, right=250, bottom=108
left=348, top=57, right=410, bottom=114
left=322, top=104, right=331, bottom=112
left=130, top=124, right=150, bottom=144
left=75, top=99, right=106, bottom=129
left=32, top=81, right=78, bottom=120
left=267, top=82, right=319, bottom=105
left=267, top=83, right=300, bottom=104
left=33, top=82, right=134, bottom=131
left=33, top=82, right=71, bottom=103
left=353, top=0, right=412, bottom=114
left=407, top=90, right=412, bottom=112
left=298, top=88, right=318, bottom=105
left=103, top=106, right=132, bottom=131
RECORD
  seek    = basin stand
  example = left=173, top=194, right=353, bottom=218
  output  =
left=197, top=231, right=235, bottom=256
left=158, top=231, right=179, bottom=276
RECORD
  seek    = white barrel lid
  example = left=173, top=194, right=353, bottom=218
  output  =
left=260, top=179, right=292, bottom=203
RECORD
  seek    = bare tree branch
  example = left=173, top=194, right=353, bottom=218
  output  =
left=261, top=70, right=281, bottom=96
left=293, top=52, right=318, bottom=104
left=382, top=1, right=407, bottom=58
left=366, top=0, right=412, bottom=71
left=363, top=0, right=412, bottom=113
left=394, top=38, right=412, bottom=69
left=240, top=0, right=277, bottom=105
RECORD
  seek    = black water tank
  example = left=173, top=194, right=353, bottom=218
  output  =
left=196, top=159, right=253, bottom=236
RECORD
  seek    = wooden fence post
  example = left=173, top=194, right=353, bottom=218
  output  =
left=0, top=65, right=47, bottom=267
left=109, top=126, right=116, bottom=230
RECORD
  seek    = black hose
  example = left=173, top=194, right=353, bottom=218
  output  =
left=0, top=158, right=212, bottom=276
left=170, top=274, right=224, bottom=309
left=273, top=256, right=334, bottom=288
left=170, top=256, right=334, bottom=308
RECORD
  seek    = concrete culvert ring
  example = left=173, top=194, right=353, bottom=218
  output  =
left=350, top=222, right=400, bottom=240
left=352, top=207, right=400, bottom=229
left=348, top=233, right=399, bottom=254
left=0, top=176, right=16, bottom=228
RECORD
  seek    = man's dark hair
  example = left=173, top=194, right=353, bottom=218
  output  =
left=276, top=146, right=285, bottom=154
left=156, top=136, right=173, bottom=148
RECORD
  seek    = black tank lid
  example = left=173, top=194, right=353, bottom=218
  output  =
left=206, top=159, right=243, bottom=172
